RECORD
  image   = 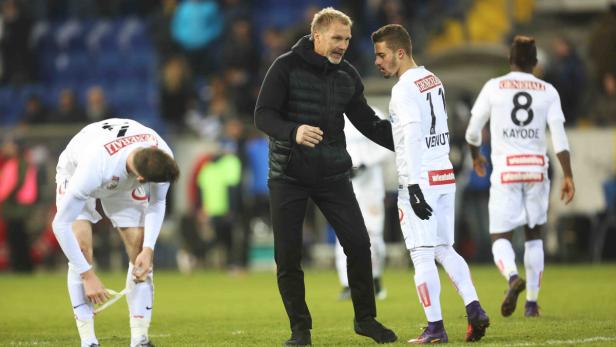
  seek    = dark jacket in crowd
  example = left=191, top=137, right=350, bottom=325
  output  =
left=254, top=35, right=393, bottom=185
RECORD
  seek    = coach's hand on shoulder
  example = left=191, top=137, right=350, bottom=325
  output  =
left=408, top=184, right=433, bottom=220
left=295, top=124, right=323, bottom=148
left=473, top=154, right=488, bottom=177
left=81, top=269, right=110, bottom=304
left=133, top=247, right=154, bottom=283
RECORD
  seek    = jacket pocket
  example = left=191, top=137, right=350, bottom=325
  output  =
left=284, top=146, right=318, bottom=185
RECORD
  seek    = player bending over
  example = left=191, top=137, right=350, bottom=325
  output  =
left=52, top=118, right=179, bottom=347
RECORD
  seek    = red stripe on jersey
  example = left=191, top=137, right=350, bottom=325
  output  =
left=428, top=169, right=455, bottom=185
left=506, top=154, right=545, bottom=166
left=417, top=282, right=431, bottom=307
left=398, top=208, right=404, bottom=222
left=414, top=75, right=442, bottom=93
left=497, top=259, right=505, bottom=273
left=538, top=271, right=543, bottom=288
left=500, top=172, right=544, bottom=184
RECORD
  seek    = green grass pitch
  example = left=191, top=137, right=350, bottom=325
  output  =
left=1, top=264, right=615, bottom=346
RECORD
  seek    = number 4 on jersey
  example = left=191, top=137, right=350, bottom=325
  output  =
left=102, top=122, right=130, bottom=138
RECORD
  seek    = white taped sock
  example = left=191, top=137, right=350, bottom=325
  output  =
left=68, top=264, right=97, bottom=344
left=411, top=248, right=442, bottom=322
left=435, top=245, right=479, bottom=305
left=492, top=238, right=518, bottom=280
left=126, top=263, right=153, bottom=343
left=524, top=240, right=544, bottom=302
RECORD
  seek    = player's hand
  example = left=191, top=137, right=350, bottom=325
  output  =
left=81, top=269, right=109, bottom=305
left=133, top=247, right=154, bottom=283
left=560, top=176, right=575, bottom=205
left=473, top=154, right=489, bottom=177
left=408, top=184, right=433, bottom=220
left=295, top=125, right=323, bottom=148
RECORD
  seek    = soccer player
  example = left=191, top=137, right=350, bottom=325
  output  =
left=52, top=118, right=179, bottom=347
left=465, top=35, right=575, bottom=317
left=335, top=107, right=392, bottom=301
left=372, top=24, right=489, bottom=343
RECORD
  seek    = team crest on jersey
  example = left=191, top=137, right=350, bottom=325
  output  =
left=106, top=176, right=120, bottom=190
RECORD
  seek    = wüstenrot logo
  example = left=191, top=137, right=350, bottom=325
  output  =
left=506, top=154, right=544, bottom=166
left=428, top=169, right=455, bottom=186
left=501, top=171, right=543, bottom=184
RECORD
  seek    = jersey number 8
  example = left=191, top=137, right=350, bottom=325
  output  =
left=511, top=91, right=534, bottom=126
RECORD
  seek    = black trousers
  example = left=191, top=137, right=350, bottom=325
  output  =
left=269, top=177, right=376, bottom=332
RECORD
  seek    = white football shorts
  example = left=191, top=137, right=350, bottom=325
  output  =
left=56, top=178, right=147, bottom=228
left=398, top=187, right=455, bottom=250
left=488, top=171, right=550, bottom=233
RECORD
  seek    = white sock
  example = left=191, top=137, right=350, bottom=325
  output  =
left=334, top=238, right=349, bottom=287
left=410, top=247, right=442, bottom=322
left=492, top=238, right=519, bottom=280
left=68, top=264, right=97, bottom=345
left=435, top=245, right=479, bottom=305
left=126, top=263, right=153, bottom=343
left=524, top=240, right=544, bottom=302
left=370, top=231, right=386, bottom=280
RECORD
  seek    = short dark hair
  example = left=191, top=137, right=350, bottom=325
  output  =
left=134, top=147, right=180, bottom=183
left=371, top=24, right=412, bottom=56
left=509, top=35, right=538, bottom=71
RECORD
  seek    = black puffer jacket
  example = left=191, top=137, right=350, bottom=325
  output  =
left=254, top=35, right=393, bottom=185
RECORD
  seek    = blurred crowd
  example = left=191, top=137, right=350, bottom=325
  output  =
left=0, top=0, right=615, bottom=273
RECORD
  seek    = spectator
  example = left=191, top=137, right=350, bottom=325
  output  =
left=590, top=73, right=616, bottom=126
left=148, top=0, right=181, bottom=62
left=171, top=0, right=223, bottom=76
left=0, top=135, right=37, bottom=272
left=160, top=55, right=194, bottom=133
left=589, top=2, right=616, bottom=85
left=85, top=86, right=114, bottom=122
left=544, top=36, right=586, bottom=126
left=51, top=88, right=85, bottom=123
left=20, top=95, right=49, bottom=125
left=0, top=0, right=36, bottom=85
left=221, top=17, right=259, bottom=119
left=196, top=143, right=242, bottom=269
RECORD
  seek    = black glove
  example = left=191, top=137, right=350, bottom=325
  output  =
left=350, top=164, right=367, bottom=179
left=408, top=184, right=433, bottom=220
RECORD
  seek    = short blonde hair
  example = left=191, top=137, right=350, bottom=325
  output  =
left=310, top=7, right=352, bottom=34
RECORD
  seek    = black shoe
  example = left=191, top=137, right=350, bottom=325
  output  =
left=284, top=330, right=311, bottom=346
left=354, top=318, right=397, bottom=344
left=501, top=277, right=526, bottom=317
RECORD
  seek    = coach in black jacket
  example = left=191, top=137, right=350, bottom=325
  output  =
left=254, top=7, right=397, bottom=346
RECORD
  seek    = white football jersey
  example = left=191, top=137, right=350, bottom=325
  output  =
left=467, top=71, right=566, bottom=178
left=56, top=118, right=173, bottom=199
left=344, top=108, right=391, bottom=199
left=389, top=66, right=454, bottom=193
